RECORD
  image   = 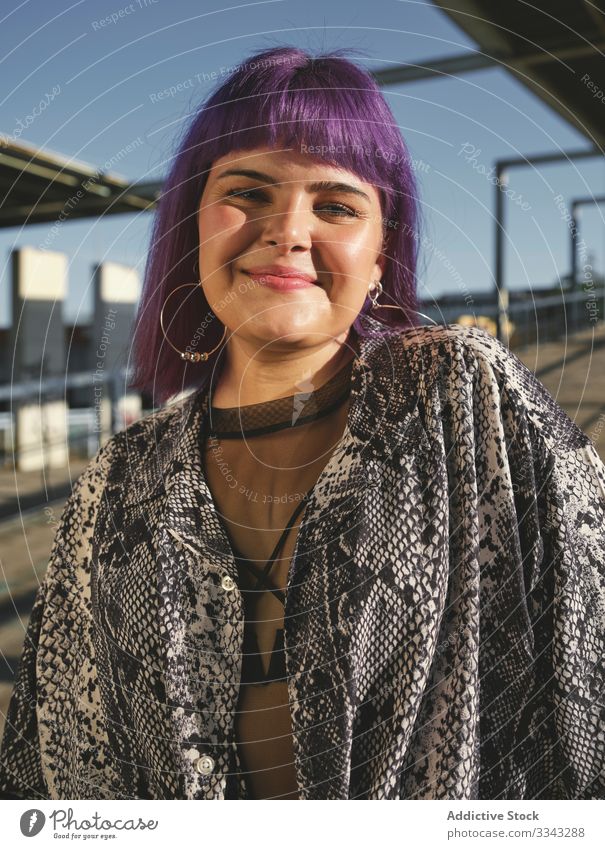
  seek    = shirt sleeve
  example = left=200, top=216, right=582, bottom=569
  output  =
left=469, top=326, right=605, bottom=799
left=0, top=439, right=115, bottom=800
left=524, top=433, right=605, bottom=799
left=0, top=501, right=75, bottom=800
left=0, top=575, right=49, bottom=799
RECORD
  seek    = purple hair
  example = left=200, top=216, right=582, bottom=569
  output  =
left=129, top=45, right=423, bottom=405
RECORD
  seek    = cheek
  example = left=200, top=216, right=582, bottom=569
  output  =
left=321, top=228, right=380, bottom=284
left=198, top=206, right=249, bottom=250
left=332, top=225, right=379, bottom=262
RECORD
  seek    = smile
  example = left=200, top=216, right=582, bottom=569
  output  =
left=241, top=270, right=319, bottom=292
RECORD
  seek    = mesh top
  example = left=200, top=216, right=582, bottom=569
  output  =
left=207, top=352, right=355, bottom=438
left=200, top=350, right=355, bottom=799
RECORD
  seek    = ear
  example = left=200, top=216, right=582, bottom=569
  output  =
left=372, top=237, right=388, bottom=282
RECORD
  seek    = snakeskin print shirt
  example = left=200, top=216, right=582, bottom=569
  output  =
left=1, top=319, right=604, bottom=800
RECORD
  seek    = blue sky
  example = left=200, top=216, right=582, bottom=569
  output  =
left=1, top=0, right=603, bottom=325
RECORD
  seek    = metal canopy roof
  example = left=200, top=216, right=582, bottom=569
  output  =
left=373, top=0, right=605, bottom=151
left=0, top=137, right=160, bottom=228
left=1, top=1, right=602, bottom=229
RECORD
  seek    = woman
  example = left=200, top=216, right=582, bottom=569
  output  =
left=1, top=45, right=604, bottom=801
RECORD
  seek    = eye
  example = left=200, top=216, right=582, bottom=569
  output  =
left=222, top=188, right=362, bottom=218
left=224, top=187, right=267, bottom=201
left=318, top=202, right=360, bottom=218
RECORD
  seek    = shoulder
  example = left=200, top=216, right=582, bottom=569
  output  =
left=380, top=322, right=590, bottom=454
left=63, top=391, right=195, bottom=522
left=368, top=321, right=512, bottom=375
left=44, top=391, right=197, bottom=583
left=395, top=321, right=509, bottom=365
left=370, top=321, right=518, bottom=384
left=88, top=389, right=196, bottom=471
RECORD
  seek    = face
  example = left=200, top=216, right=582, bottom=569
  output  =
left=197, top=145, right=386, bottom=355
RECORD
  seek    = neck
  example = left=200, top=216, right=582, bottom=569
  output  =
left=209, top=330, right=357, bottom=409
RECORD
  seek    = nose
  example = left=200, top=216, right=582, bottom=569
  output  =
left=261, top=206, right=313, bottom=253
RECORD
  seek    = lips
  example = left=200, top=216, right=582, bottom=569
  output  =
left=243, top=265, right=318, bottom=283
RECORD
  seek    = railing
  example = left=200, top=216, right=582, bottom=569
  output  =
left=0, top=369, right=126, bottom=402
left=421, top=288, right=604, bottom=349
left=0, top=409, right=99, bottom=463
left=0, top=369, right=133, bottom=468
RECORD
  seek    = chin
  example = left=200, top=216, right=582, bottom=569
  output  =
left=246, top=314, right=329, bottom=348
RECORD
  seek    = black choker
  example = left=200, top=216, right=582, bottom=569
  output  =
left=206, top=355, right=355, bottom=439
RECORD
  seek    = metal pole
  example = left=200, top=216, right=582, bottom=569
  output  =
left=495, top=164, right=510, bottom=346
left=571, top=204, right=579, bottom=334
left=570, top=203, right=578, bottom=290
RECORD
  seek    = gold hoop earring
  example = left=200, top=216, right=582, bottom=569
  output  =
left=159, top=282, right=228, bottom=362
left=367, top=280, right=439, bottom=327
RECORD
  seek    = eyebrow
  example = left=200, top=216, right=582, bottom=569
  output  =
left=215, top=169, right=372, bottom=202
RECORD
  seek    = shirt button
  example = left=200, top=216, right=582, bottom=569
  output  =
left=195, top=754, right=215, bottom=775
left=221, top=575, right=236, bottom=592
